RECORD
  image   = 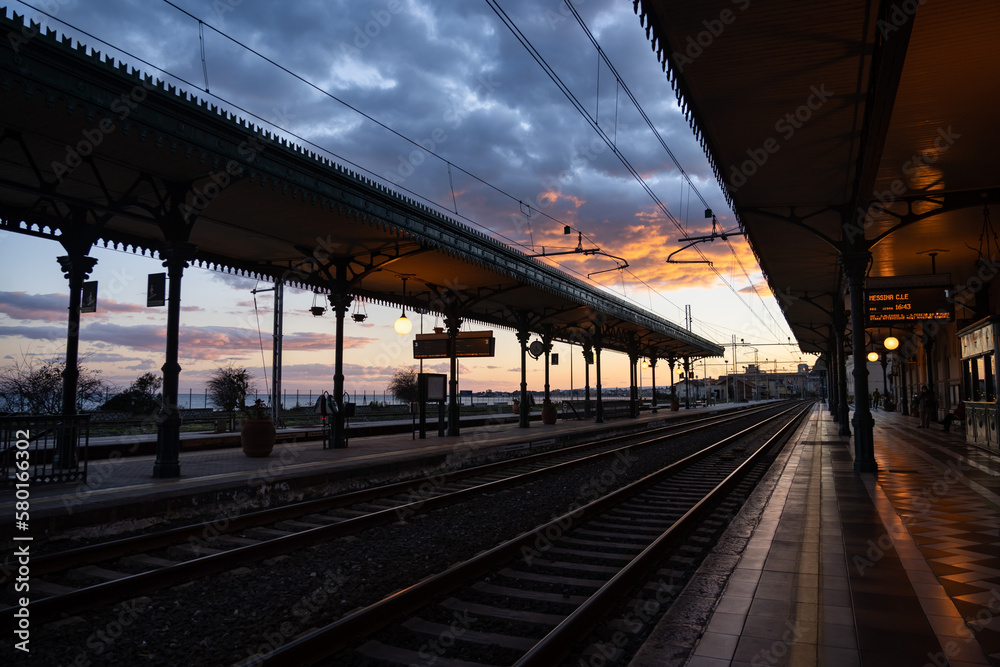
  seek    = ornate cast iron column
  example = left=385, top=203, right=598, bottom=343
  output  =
left=825, top=343, right=837, bottom=418
left=841, top=251, right=876, bottom=472
left=516, top=325, right=531, bottom=428
left=627, top=343, right=640, bottom=418
left=832, top=294, right=851, bottom=437
left=54, top=249, right=97, bottom=469
left=154, top=242, right=196, bottom=478
left=328, top=289, right=353, bottom=449
left=649, top=356, right=658, bottom=413
left=899, top=353, right=909, bottom=416
left=594, top=334, right=604, bottom=424
left=542, top=330, right=553, bottom=406
left=667, top=355, right=677, bottom=405
left=445, top=315, right=463, bottom=436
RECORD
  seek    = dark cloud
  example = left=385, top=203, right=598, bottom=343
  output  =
left=0, top=292, right=66, bottom=322
left=284, top=332, right=376, bottom=351
left=1, top=317, right=376, bottom=362
left=0, top=291, right=149, bottom=322
left=7, top=0, right=735, bottom=259
left=0, top=325, right=64, bottom=341
left=1, top=0, right=787, bottom=377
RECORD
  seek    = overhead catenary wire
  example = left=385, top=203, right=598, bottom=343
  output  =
left=562, top=0, right=793, bottom=345
left=491, top=0, right=793, bottom=344
left=14, top=2, right=599, bottom=271
left=18, top=0, right=790, bottom=346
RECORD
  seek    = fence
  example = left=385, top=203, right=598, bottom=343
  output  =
left=1, top=414, right=89, bottom=488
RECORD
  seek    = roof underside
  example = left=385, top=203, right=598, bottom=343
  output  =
left=637, top=0, right=1000, bottom=354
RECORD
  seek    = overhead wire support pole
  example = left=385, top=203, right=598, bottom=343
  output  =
left=251, top=282, right=284, bottom=427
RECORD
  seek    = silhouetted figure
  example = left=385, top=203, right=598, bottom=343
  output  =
left=941, top=402, right=964, bottom=432
left=918, top=386, right=934, bottom=428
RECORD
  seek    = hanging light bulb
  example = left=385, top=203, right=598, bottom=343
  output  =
left=394, top=277, right=412, bottom=335
left=883, top=336, right=899, bottom=350
left=394, top=312, right=412, bottom=334
left=867, top=351, right=879, bottom=362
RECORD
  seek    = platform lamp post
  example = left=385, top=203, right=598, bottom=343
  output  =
left=667, top=355, right=677, bottom=405
left=724, top=359, right=729, bottom=404
left=742, top=345, right=759, bottom=401
left=640, top=358, right=647, bottom=410
left=703, top=357, right=709, bottom=403
left=898, top=353, right=910, bottom=416
left=866, top=350, right=880, bottom=407
left=883, top=335, right=899, bottom=409
left=683, top=356, right=692, bottom=409
left=880, top=355, right=889, bottom=406
left=648, top=356, right=658, bottom=413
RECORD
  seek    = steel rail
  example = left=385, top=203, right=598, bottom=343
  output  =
left=5, top=403, right=773, bottom=583
left=3, top=404, right=780, bottom=621
left=243, top=402, right=806, bottom=666
left=516, top=401, right=812, bottom=665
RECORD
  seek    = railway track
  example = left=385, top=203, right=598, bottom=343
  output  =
left=244, top=401, right=811, bottom=666
left=1, top=404, right=785, bottom=623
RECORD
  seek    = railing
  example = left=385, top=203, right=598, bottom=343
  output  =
left=1, top=415, right=89, bottom=488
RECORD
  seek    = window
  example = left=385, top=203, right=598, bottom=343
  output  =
left=986, top=353, right=996, bottom=402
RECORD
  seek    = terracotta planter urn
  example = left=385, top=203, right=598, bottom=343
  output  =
left=241, top=418, right=275, bottom=457
left=541, top=400, right=558, bottom=424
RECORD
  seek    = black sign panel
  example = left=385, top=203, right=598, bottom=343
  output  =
left=81, top=281, right=97, bottom=313
left=867, top=286, right=953, bottom=323
left=413, top=331, right=495, bottom=359
left=147, top=273, right=166, bottom=307
left=419, top=373, right=447, bottom=401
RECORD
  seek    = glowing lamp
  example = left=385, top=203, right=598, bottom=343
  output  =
left=394, top=275, right=412, bottom=335
left=867, top=351, right=879, bottom=362
left=394, top=314, right=412, bottom=335
left=883, top=336, right=899, bottom=350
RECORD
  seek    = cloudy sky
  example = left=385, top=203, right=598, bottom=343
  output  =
left=0, top=0, right=800, bottom=398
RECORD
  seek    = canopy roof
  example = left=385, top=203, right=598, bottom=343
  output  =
left=0, top=11, right=723, bottom=360
left=636, top=0, right=1000, bottom=353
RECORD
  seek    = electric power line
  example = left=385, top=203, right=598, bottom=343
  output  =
left=16, top=0, right=793, bottom=345
left=490, top=0, right=793, bottom=344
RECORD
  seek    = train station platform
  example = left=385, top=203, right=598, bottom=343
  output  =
left=1, top=402, right=741, bottom=538
left=634, top=404, right=1000, bottom=667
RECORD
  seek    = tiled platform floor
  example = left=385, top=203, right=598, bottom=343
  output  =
left=634, top=404, right=1000, bottom=666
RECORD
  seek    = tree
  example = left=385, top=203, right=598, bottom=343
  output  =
left=0, top=355, right=107, bottom=414
left=206, top=364, right=253, bottom=431
left=99, top=372, right=162, bottom=415
left=387, top=367, right=419, bottom=404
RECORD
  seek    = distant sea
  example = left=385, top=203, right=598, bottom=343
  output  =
left=83, top=391, right=525, bottom=411
left=77, top=390, right=620, bottom=411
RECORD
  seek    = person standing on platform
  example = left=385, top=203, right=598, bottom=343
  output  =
left=918, top=385, right=934, bottom=428
left=872, top=389, right=881, bottom=410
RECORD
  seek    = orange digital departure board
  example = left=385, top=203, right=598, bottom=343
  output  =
left=866, top=286, right=953, bottom=323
